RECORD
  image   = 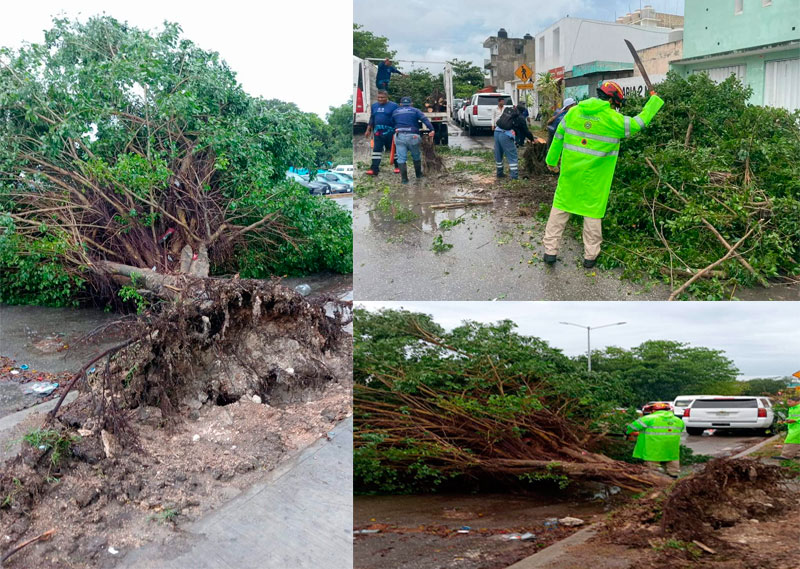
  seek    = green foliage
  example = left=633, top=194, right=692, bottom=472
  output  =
left=535, top=72, right=561, bottom=122
left=377, top=187, right=417, bottom=223
left=680, top=444, right=711, bottom=465
left=519, top=464, right=571, bottom=489
left=604, top=72, right=800, bottom=297
left=117, top=274, right=150, bottom=314
left=430, top=234, right=453, bottom=253
left=150, top=507, right=180, bottom=523
left=590, top=340, right=741, bottom=406
left=449, top=59, right=485, bottom=99
left=738, top=377, right=790, bottom=396
left=438, top=218, right=464, bottom=231
left=353, top=24, right=396, bottom=60
left=390, top=69, right=438, bottom=106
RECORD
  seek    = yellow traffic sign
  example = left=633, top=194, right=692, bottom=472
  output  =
left=516, top=83, right=534, bottom=90
left=515, top=64, right=533, bottom=82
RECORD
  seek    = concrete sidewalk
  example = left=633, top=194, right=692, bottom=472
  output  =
left=115, top=416, right=353, bottom=569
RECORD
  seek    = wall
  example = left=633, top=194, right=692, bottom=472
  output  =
left=674, top=46, right=798, bottom=106
left=683, top=0, right=800, bottom=58
left=484, top=36, right=535, bottom=87
left=616, top=6, right=684, bottom=29
left=634, top=40, right=683, bottom=76
left=535, top=18, right=673, bottom=78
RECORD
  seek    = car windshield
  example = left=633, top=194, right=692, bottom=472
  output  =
left=692, top=399, right=758, bottom=408
left=340, top=174, right=353, bottom=181
left=674, top=400, right=692, bottom=407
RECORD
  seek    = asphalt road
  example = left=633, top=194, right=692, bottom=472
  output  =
left=681, top=430, right=768, bottom=458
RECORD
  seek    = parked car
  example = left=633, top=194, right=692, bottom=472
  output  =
left=672, top=395, right=703, bottom=419
left=333, top=164, right=353, bottom=175
left=317, top=171, right=353, bottom=192
left=463, top=92, right=513, bottom=136
left=451, top=98, right=464, bottom=122
left=301, top=173, right=347, bottom=194
left=642, top=401, right=673, bottom=415
left=286, top=171, right=331, bottom=196
left=457, top=101, right=469, bottom=127
left=682, top=396, right=774, bottom=436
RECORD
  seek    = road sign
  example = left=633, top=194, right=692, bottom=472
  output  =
left=548, top=66, right=565, bottom=81
left=793, top=370, right=800, bottom=379
left=516, top=83, right=534, bottom=90
left=515, top=64, right=533, bottom=82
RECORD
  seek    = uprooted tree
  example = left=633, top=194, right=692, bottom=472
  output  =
left=0, top=16, right=352, bottom=306
left=354, top=308, right=670, bottom=493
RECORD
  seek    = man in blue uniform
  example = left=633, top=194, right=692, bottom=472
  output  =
left=376, top=58, right=403, bottom=90
left=364, top=91, right=399, bottom=176
left=391, top=97, right=434, bottom=183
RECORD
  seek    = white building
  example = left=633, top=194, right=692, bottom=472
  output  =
left=533, top=17, right=675, bottom=114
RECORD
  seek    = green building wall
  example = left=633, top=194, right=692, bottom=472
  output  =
left=683, top=0, right=799, bottom=58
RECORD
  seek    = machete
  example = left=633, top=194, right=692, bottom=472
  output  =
left=624, top=39, right=655, bottom=94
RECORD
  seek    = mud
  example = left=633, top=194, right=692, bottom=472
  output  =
left=354, top=135, right=670, bottom=301
left=354, top=493, right=606, bottom=569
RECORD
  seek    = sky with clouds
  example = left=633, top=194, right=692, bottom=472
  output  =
left=357, top=301, right=799, bottom=380
left=355, top=0, right=684, bottom=72
left=0, top=0, right=352, bottom=118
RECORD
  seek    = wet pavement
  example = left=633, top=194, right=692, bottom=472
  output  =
left=681, top=430, right=768, bottom=458
left=328, top=193, right=353, bottom=213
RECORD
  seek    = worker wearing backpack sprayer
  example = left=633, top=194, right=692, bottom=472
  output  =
left=626, top=402, right=684, bottom=478
left=543, top=79, right=664, bottom=268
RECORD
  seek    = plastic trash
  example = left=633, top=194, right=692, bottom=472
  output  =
left=702, top=429, right=716, bottom=436
left=544, top=518, right=559, bottom=530
left=25, top=382, right=58, bottom=395
left=10, top=370, right=19, bottom=375
left=502, top=532, right=536, bottom=541
left=108, top=546, right=119, bottom=555
left=457, top=526, right=471, bottom=534
left=353, top=529, right=380, bottom=534
left=558, top=517, right=585, bottom=527
left=19, top=364, right=29, bottom=370
left=294, top=284, right=312, bottom=296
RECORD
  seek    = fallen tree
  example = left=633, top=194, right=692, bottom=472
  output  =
left=354, top=309, right=668, bottom=493
left=604, top=72, right=800, bottom=299
left=0, top=16, right=352, bottom=307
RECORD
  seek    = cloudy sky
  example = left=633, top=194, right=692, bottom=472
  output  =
left=0, top=1, right=352, bottom=118
left=357, top=302, right=799, bottom=380
left=355, top=0, right=684, bottom=72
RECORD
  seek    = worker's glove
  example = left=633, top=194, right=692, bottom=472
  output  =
left=428, top=131, right=435, bottom=138
left=547, top=165, right=559, bottom=174
left=627, top=431, right=639, bottom=441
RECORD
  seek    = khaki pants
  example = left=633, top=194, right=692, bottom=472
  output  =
left=780, top=442, right=800, bottom=459
left=645, top=460, right=681, bottom=477
left=543, top=207, right=603, bottom=260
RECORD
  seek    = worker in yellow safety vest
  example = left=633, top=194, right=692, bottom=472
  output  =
left=543, top=81, right=664, bottom=268
left=626, top=402, right=684, bottom=478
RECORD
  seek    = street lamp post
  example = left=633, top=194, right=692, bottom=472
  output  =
left=559, top=321, right=627, bottom=372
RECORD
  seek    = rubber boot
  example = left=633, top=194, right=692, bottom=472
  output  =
left=496, top=167, right=505, bottom=178
left=399, top=163, right=409, bottom=184
left=413, top=160, right=423, bottom=179
left=365, top=160, right=380, bottom=176
left=544, top=254, right=557, bottom=265
left=583, top=258, right=597, bottom=269
left=393, top=159, right=400, bottom=174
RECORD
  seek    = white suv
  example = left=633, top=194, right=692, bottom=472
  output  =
left=682, top=396, right=774, bottom=436
left=463, top=93, right=513, bottom=136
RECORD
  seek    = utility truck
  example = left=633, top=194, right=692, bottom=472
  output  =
left=353, top=56, right=453, bottom=145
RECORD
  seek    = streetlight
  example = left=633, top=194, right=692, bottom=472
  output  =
left=559, top=321, right=627, bottom=372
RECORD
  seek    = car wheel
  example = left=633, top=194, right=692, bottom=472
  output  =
left=467, top=121, right=474, bottom=137
left=685, top=427, right=705, bottom=436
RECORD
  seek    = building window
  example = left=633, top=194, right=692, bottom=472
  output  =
left=735, top=0, right=743, bottom=14
left=491, top=44, right=498, bottom=55
left=515, top=44, right=523, bottom=55
left=539, top=36, right=545, bottom=60
left=553, top=28, right=560, bottom=57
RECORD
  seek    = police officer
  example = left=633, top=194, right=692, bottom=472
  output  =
left=543, top=81, right=664, bottom=268
left=391, top=97, right=434, bottom=184
left=364, top=91, right=399, bottom=176
left=627, top=402, right=684, bottom=478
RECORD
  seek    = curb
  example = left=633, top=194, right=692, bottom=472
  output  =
left=0, top=392, right=78, bottom=433
left=732, top=433, right=782, bottom=459
left=504, top=524, right=599, bottom=569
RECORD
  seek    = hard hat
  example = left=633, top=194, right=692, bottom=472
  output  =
left=649, top=402, right=672, bottom=411
left=597, top=81, right=625, bottom=106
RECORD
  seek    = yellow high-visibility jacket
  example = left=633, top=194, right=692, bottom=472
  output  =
left=545, top=95, right=664, bottom=218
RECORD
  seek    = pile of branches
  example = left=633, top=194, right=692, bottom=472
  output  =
left=607, top=72, right=800, bottom=299
left=354, top=310, right=667, bottom=492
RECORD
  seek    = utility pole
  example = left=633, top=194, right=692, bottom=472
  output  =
left=559, top=321, right=627, bottom=372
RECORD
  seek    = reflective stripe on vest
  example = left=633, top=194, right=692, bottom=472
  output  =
left=634, top=115, right=646, bottom=129
left=564, top=127, right=620, bottom=144
left=554, top=131, right=564, bottom=140
left=624, top=116, right=631, bottom=138
left=642, top=432, right=682, bottom=436
left=564, top=143, right=619, bottom=158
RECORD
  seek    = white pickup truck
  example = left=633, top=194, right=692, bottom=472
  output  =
left=353, top=56, right=453, bottom=145
left=681, top=396, right=774, bottom=436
